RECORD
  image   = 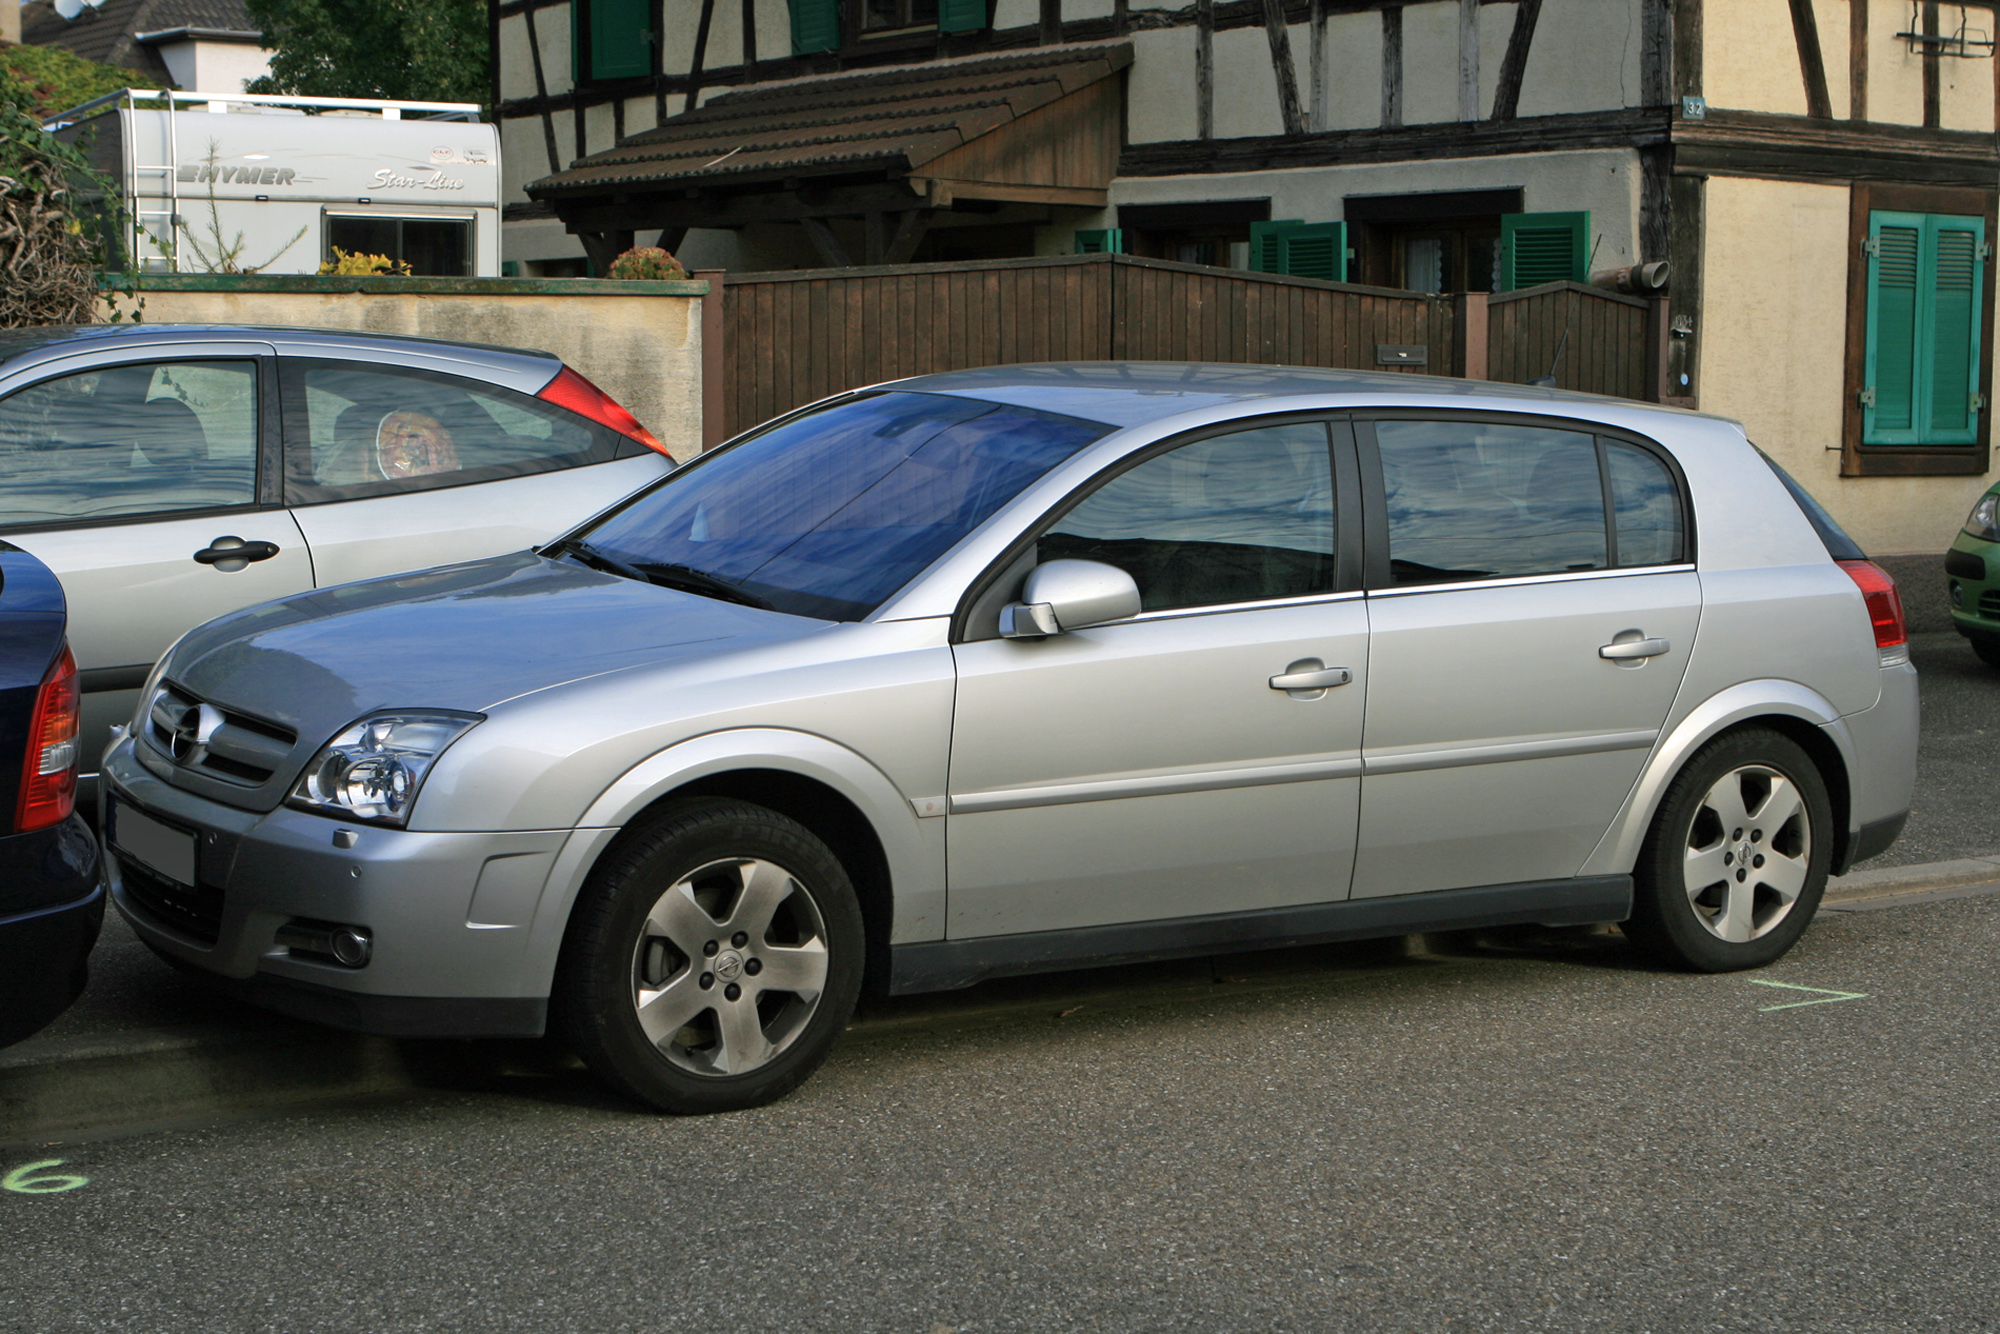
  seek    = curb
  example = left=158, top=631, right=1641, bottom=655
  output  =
left=6, top=856, right=1999, bottom=1145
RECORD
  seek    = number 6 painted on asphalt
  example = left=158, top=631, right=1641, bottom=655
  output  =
left=3, top=1160, right=88, bottom=1194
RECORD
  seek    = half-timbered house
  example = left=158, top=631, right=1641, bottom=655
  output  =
left=492, top=0, right=2000, bottom=555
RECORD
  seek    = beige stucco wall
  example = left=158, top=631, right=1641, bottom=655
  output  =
left=1400, top=0, right=1462, bottom=126
left=1705, top=0, right=1811, bottom=116
left=1699, top=175, right=1996, bottom=555
left=1212, top=26, right=1287, bottom=139
left=1515, top=0, right=1645, bottom=115
left=1320, top=10, right=1384, bottom=130
left=108, top=286, right=707, bottom=461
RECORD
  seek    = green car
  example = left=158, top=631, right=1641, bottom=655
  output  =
left=1949, top=484, right=2000, bottom=666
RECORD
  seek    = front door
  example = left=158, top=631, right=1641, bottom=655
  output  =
left=1352, top=414, right=1701, bottom=898
left=947, top=418, right=1368, bottom=938
left=0, top=349, right=313, bottom=786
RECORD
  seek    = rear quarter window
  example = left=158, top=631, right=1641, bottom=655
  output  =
left=1755, top=447, right=1866, bottom=560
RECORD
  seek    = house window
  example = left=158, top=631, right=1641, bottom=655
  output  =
left=1843, top=184, right=1995, bottom=476
left=791, top=0, right=983, bottom=53
left=574, top=0, right=654, bottom=81
left=1116, top=199, right=1271, bottom=270
left=1346, top=189, right=1522, bottom=293
left=864, top=0, right=937, bottom=33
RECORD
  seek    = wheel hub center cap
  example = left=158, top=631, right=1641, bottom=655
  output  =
left=713, top=950, right=744, bottom=983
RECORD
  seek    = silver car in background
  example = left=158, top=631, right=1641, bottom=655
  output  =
left=0, top=324, right=675, bottom=796
left=99, top=364, right=1917, bottom=1114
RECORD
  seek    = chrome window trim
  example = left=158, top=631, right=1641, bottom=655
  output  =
left=1363, top=729, right=1661, bottom=777
left=1367, top=563, right=1698, bottom=599
left=1124, top=588, right=1367, bottom=624
left=950, top=753, right=1365, bottom=814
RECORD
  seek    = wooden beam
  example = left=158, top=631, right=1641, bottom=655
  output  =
left=693, top=268, right=726, bottom=451
left=740, top=0, right=755, bottom=67
left=1639, top=143, right=1669, bottom=259
left=1453, top=291, right=1488, bottom=378
left=1672, top=0, right=1701, bottom=101
left=658, top=226, right=689, bottom=252
left=1672, top=107, right=2000, bottom=187
left=1309, top=0, right=1327, bottom=131
left=1198, top=0, right=1215, bottom=139
left=1850, top=0, right=1868, bottom=121
left=800, top=216, right=853, bottom=267
left=1640, top=0, right=1669, bottom=107
left=1262, top=0, right=1307, bottom=136
left=1490, top=0, right=1542, bottom=121
left=914, top=178, right=1110, bottom=208
left=1787, top=0, right=1833, bottom=118
left=1040, top=0, right=1061, bottom=44
left=863, top=211, right=887, bottom=265
left=1381, top=5, right=1403, bottom=127
left=522, top=5, right=562, bottom=174
left=1923, top=0, right=1941, bottom=128
left=687, top=0, right=716, bottom=106
left=883, top=210, right=933, bottom=265
left=1458, top=0, right=1479, bottom=121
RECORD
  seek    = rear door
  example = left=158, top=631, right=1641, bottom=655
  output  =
left=278, top=355, right=670, bottom=587
left=0, top=344, right=312, bottom=787
left=1352, top=413, right=1701, bottom=898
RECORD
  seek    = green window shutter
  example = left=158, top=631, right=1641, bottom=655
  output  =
left=1864, top=212, right=1923, bottom=443
left=1276, top=222, right=1347, bottom=281
left=586, top=0, right=652, bottom=80
left=1075, top=228, right=1123, bottom=254
left=1925, top=215, right=1985, bottom=445
left=791, top=0, right=840, bottom=54
left=1499, top=211, right=1590, bottom=289
left=939, top=0, right=987, bottom=33
left=1249, top=219, right=1304, bottom=273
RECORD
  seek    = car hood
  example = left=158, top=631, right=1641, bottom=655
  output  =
left=167, top=551, right=828, bottom=743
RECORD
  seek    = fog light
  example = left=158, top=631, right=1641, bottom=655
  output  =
left=1951, top=580, right=1965, bottom=607
left=277, top=919, right=373, bottom=968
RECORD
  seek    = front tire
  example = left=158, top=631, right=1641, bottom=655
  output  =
left=554, top=798, right=864, bottom=1114
left=1624, top=728, right=1832, bottom=972
left=1970, top=634, right=2000, bottom=669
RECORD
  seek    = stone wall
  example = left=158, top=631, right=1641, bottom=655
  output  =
left=102, top=274, right=712, bottom=461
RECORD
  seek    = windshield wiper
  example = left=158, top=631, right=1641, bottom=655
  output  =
left=634, top=561, right=774, bottom=610
left=552, top=539, right=650, bottom=584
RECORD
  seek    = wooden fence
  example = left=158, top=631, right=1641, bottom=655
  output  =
left=1486, top=281, right=1660, bottom=403
left=718, top=254, right=1662, bottom=440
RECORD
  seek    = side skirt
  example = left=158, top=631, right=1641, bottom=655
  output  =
left=887, top=876, right=1634, bottom=995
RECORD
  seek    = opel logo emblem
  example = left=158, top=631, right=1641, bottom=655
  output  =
left=713, top=951, right=744, bottom=983
left=170, top=702, right=224, bottom=766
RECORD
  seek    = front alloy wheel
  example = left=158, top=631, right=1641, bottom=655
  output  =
left=557, top=799, right=863, bottom=1114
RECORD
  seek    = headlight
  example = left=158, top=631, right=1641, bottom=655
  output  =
left=289, top=712, right=483, bottom=826
left=1965, top=492, right=2000, bottom=543
left=130, top=632, right=189, bottom=733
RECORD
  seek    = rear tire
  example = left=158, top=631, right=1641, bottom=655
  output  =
left=1624, top=728, right=1831, bottom=972
left=554, top=798, right=864, bottom=1114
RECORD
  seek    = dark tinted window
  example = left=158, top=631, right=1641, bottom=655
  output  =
left=325, top=216, right=470, bottom=277
left=578, top=392, right=1111, bottom=621
left=1376, top=420, right=1605, bottom=584
left=1605, top=442, right=1685, bottom=566
left=0, top=360, right=258, bottom=527
left=1041, top=422, right=1335, bottom=611
left=283, top=360, right=622, bottom=504
left=1757, top=446, right=1864, bottom=560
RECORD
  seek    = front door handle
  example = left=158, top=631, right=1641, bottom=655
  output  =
left=1269, top=665, right=1352, bottom=692
left=1599, top=635, right=1670, bottom=660
left=194, top=536, right=281, bottom=571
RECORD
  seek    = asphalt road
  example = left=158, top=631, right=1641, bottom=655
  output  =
left=1875, top=630, right=2000, bottom=868
left=6, top=887, right=1999, bottom=1333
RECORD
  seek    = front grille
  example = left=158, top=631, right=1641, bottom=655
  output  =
left=143, top=683, right=297, bottom=788
left=1946, top=549, right=1986, bottom=581
left=1980, top=591, right=2000, bottom=619
left=119, top=857, right=224, bottom=945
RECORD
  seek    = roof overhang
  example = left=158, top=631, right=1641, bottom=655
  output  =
left=135, top=26, right=265, bottom=45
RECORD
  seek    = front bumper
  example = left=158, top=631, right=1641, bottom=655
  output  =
left=103, top=737, right=567, bottom=1038
left=1947, top=536, right=2000, bottom=639
left=0, top=813, right=104, bottom=1047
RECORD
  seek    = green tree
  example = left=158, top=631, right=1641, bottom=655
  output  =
left=243, top=0, right=488, bottom=106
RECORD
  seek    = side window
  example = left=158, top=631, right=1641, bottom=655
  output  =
left=281, top=360, right=623, bottom=504
left=1374, top=420, right=1605, bottom=584
left=1041, top=422, right=1336, bottom=613
left=0, top=360, right=258, bottom=528
left=1604, top=442, right=1685, bottom=566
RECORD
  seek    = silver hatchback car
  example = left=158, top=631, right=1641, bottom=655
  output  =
left=101, top=364, right=1917, bottom=1114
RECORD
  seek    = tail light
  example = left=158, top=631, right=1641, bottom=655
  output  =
left=537, top=365, right=670, bottom=457
left=1837, top=559, right=1907, bottom=652
left=16, top=643, right=79, bottom=833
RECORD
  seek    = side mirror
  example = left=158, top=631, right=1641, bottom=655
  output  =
left=1000, top=559, right=1142, bottom=639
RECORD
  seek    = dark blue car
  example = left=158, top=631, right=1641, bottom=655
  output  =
left=0, top=540, right=100, bottom=1048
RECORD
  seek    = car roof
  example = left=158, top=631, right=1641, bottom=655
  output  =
left=897, top=361, right=1726, bottom=428
left=0, top=324, right=560, bottom=377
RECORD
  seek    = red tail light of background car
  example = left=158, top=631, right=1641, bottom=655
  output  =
left=538, top=366, right=671, bottom=457
left=16, top=643, right=79, bottom=833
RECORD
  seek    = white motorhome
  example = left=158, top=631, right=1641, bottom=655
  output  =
left=49, top=90, right=501, bottom=277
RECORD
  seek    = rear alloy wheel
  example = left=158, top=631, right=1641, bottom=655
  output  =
left=1625, top=728, right=1831, bottom=972
left=556, top=799, right=863, bottom=1114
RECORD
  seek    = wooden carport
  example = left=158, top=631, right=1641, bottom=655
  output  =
left=526, top=42, right=1130, bottom=272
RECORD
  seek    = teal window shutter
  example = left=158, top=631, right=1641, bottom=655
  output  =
left=1075, top=228, right=1124, bottom=254
left=1249, top=221, right=1347, bottom=281
left=1499, top=212, right=1590, bottom=289
left=1250, top=219, right=1304, bottom=273
left=791, top=0, right=841, bottom=54
left=1864, top=211, right=1986, bottom=446
left=939, top=0, right=987, bottom=33
left=585, top=0, right=652, bottom=80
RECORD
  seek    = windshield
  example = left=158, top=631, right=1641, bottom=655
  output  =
left=570, top=391, right=1113, bottom=620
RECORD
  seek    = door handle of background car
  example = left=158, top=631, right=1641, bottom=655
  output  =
left=1599, top=636, right=1670, bottom=660
left=194, top=537, right=281, bottom=568
left=1268, top=666, right=1353, bottom=691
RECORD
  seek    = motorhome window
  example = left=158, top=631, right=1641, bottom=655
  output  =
left=0, top=360, right=259, bottom=528
left=280, top=360, right=624, bottom=504
left=324, top=216, right=470, bottom=277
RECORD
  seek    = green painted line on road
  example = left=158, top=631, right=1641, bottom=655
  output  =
left=1748, top=980, right=1869, bottom=1011
left=3, top=1160, right=88, bottom=1194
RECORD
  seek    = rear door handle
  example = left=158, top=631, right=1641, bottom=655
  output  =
left=1599, top=636, right=1670, bottom=660
left=194, top=537, right=281, bottom=569
left=1269, top=666, right=1352, bottom=691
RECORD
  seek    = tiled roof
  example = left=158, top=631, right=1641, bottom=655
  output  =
left=527, top=41, right=1132, bottom=200
left=19, top=0, right=257, bottom=76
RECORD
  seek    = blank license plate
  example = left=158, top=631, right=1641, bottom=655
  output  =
left=111, top=802, right=197, bottom=887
